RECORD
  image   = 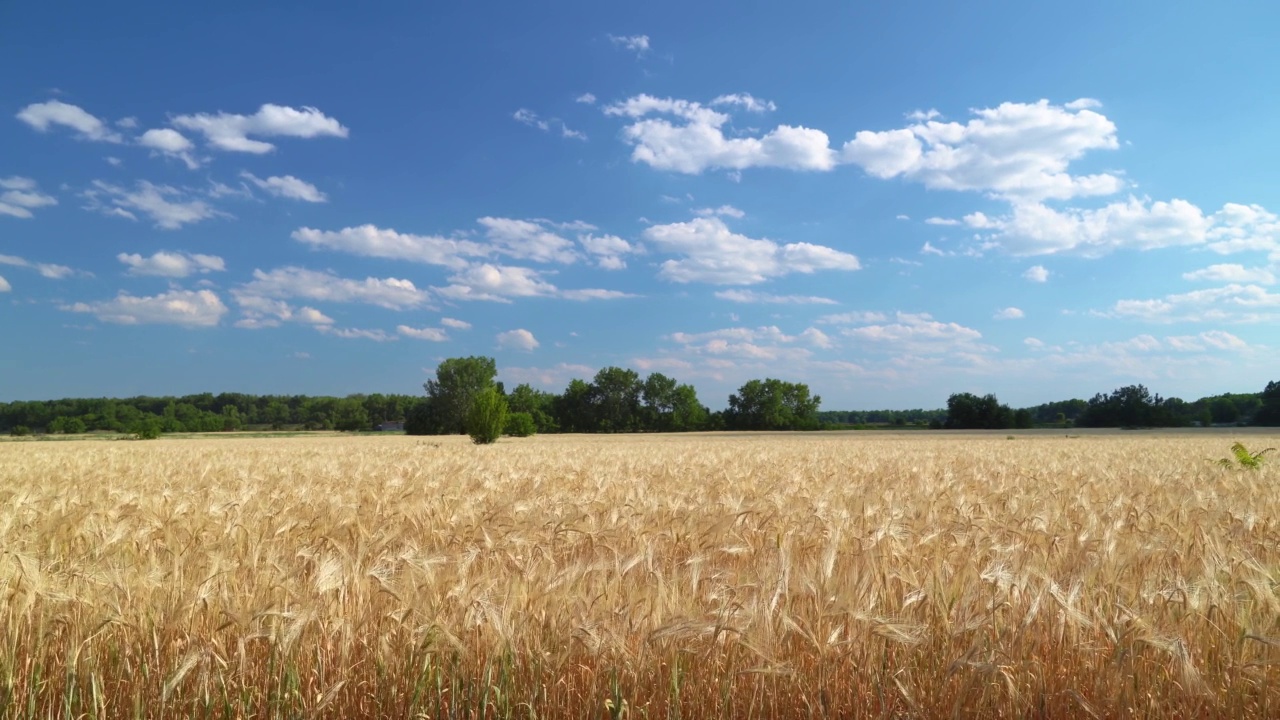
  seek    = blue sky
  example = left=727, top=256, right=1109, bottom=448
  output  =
left=2, top=1, right=1278, bottom=409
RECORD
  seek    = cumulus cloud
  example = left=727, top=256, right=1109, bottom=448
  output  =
left=170, top=103, right=348, bottom=153
left=1023, top=265, right=1050, bottom=282
left=65, top=289, right=228, bottom=326
left=840, top=312, right=992, bottom=355
left=397, top=325, right=449, bottom=341
left=232, top=293, right=334, bottom=329
left=293, top=224, right=489, bottom=269
left=842, top=99, right=1121, bottom=201
left=16, top=100, right=123, bottom=142
left=694, top=204, right=745, bottom=218
left=240, top=172, right=327, bottom=202
left=817, top=310, right=888, bottom=324
left=478, top=216, right=579, bottom=263
left=83, top=180, right=223, bottom=229
left=502, top=363, right=596, bottom=389
left=513, top=109, right=586, bottom=140
left=0, top=176, right=58, bottom=219
left=924, top=217, right=960, bottom=226
left=994, top=307, right=1025, bottom=320
left=1107, top=283, right=1280, bottom=323
left=117, top=251, right=225, bottom=277
left=137, top=128, right=199, bottom=168
left=441, top=317, right=471, bottom=330
left=497, top=328, right=539, bottom=351
left=715, top=289, right=839, bottom=305
left=642, top=216, right=859, bottom=284
left=607, top=34, right=650, bottom=56
left=710, top=94, right=777, bottom=113
left=666, top=325, right=820, bottom=362
left=433, top=263, right=631, bottom=303
left=0, top=275, right=9, bottom=292
left=235, top=267, right=430, bottom=310
left=318, top=326, right=396, bottom=342
left=605, top=94, right=837, bottom=174
left=578, top=233, right=639, bottom=269
left=576, top=93, right=597, bottom=105
left=0, top=253, right=75, bottom=279
left=1182, top=263, right=1275, bottom=285
left=960, top=197, right=1211, bottom=256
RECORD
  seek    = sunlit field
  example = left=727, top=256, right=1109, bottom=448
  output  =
left=2, top=431, right=1279, bottom=718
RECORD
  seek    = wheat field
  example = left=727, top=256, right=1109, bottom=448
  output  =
left=1, top=431, right=1279, bottom=718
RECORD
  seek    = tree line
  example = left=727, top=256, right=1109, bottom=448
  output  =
left=3, top=358, right=1278, bottom=437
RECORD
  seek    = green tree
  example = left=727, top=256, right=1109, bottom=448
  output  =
left=467, top=387, right=508, bottom=444
left=425, top=356, right=498, bottom=434
left=333, top=398, right=371, bottom=431
left=554, top=379, right=595, bottom=432
left=591, top=367, right=643, bottom=432
left=506, top=383, right=558, bottom=432
left=1252, top=381, right=1280, bottom=426
left=130, top=417, right=162, bottom=440
left=944, top=393, right=1013, bottom=429
left=726, top=378, right=822, bottom=431
left=504, top=411, right=537, bottom=437
left=49, top=416, right=87, bottom=434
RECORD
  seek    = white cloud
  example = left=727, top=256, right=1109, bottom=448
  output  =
left=994, top=307, right=1025, bottom=320
left=241, top=172, right=327, bottom=202
left=605, top=94, right=837, bottom=174
left=710, top=94, right=778, bottom=113
left=1108, top=283, right=1280, bottom=323
left=1206, top=203, right=1280, bottom=254
left=137, top=128, right=199, bottom=169
left=1163, top=330, right=1248, bottom=352
left=578, top=233, right=639, bottom=269
left=84, top=180, right=223, bottom=229
left=966, top=196, right=1214, bottom=257
left=232, top=294, right=333, bottom=329
left=607, top=34, right=650, bottom=55
left=0, top=177, right=58, bottom=219
left=694, top=204, right=745, bottom=218
left=576, top=93, right=597, bottom=105
left=433, top=263, right=558, bottom=302
left=292, top=224, right=489, bottom=269
left=235, top=267, right=430, bottom=310
left=841, top=99, right=1121, bottom=201
left=924, top=217, right=960, bottom=226
left=666, top=325, right=818, bottom=362
left=1023, top=265, right=1050, bottom=282
left=800, top=327, right=833, bottom=348
left=513, top=108, right=549, bottom=131
left=65, top=289, right=227, bottom=326
left=478, top=216, right=579, bottom=263
left=170, top=103, right=348, bottom=153
left=840, top=312, right=991, bottom=355
left=319, top=326, right=396, bottom=342
left=1024, top=337, right=1045, bottom=348
left=16, top=100, right=123, bottom=142
left=397, top=325, right=449, bottom=342
left=817, top=310, right=888, bottom=324
left=0, top=253, right=76, bottom=279
left=715, top=289, right=838, bottom=305
left=642, top=216, right=859, bottom=285
left=1182, top=263, right=1275, bottom=285
left=441, top=317, right=471, bottom=330
left=497, top=328, right=539, bottom=351
left=0, top=275, right=9, bottom=292
left=117, top=251, right=225, bottom=278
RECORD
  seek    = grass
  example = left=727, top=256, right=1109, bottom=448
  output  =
left=1, top=431, right=1279, bottom=717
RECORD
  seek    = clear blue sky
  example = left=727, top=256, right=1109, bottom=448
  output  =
left=2, top=1, right=1277, bottom=408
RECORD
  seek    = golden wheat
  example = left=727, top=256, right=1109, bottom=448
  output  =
left=1, top=431, right=1279, bottom=718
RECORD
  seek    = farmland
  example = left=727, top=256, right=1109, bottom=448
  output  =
left=2, top=431, right=1280, bottom=717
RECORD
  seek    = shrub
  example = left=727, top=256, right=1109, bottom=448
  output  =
left=504, top=411, right=537, bottom=438
left=129, top=418, right=163, bottom=440
left=466, top=387, right=508, bottom=445
left=9, top=425, right=31, bottom=437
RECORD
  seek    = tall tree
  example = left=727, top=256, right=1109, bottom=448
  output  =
left=424, top=356, right=498, bottom=434
left=1255, top=381, right=1280, bottom=426
left=726, top=378, right=821, bottom=431
left=590, top=367, right=642, bottom=433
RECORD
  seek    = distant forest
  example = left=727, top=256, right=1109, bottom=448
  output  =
left=3, top=356, right=1278, bottom=436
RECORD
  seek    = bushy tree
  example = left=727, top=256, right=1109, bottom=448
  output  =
left=467, top=387, right=508, bottom=444
left=944, top=393, right=1013, bottom=429
left=1077, top=384, right=1188, bottom=428
left=130, top=417, right=162, bottom=440
left=425, top=357, right=498, bottom=434
left=49, top=416, right=87, bottom=434
left=504, top=411, right=537, bottom=437
left=333, top=398, right=371, bottom=431
left=725, top=378, right=821, bottom=431
left=1255, top=381, right=1280, bottom=426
